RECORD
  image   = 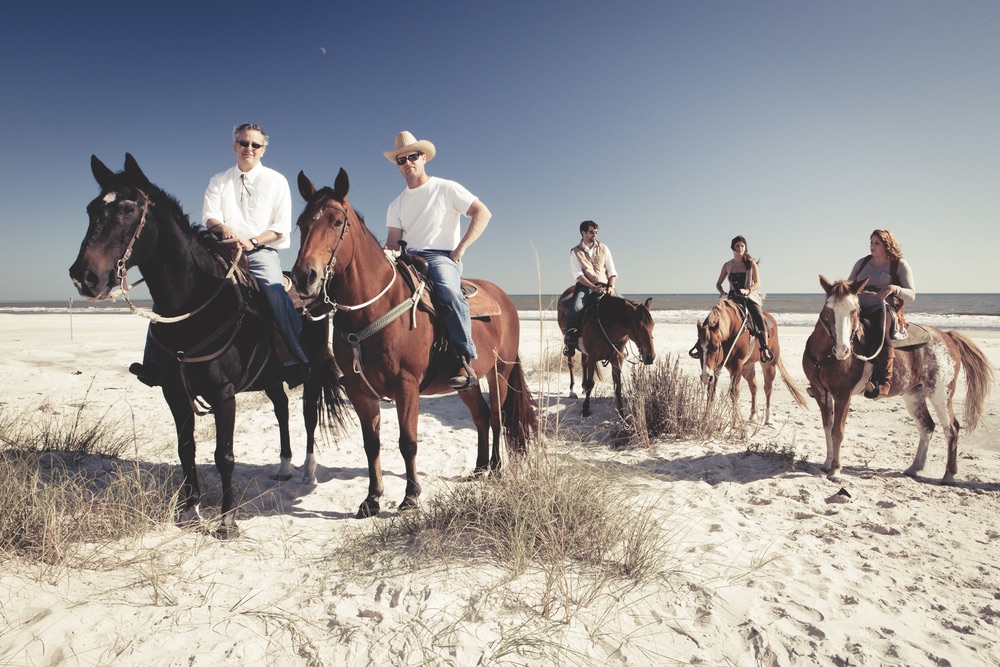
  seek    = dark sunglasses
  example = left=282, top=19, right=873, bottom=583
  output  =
left=395, top=152, right=422, bottom=165
left=237, top=140, right=264, bottom=150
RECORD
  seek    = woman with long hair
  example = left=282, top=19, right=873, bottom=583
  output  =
left=716, top=235, right=773, bottom=363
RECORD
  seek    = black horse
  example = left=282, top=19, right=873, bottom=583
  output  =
left=69, top=154, right=344, bottom=538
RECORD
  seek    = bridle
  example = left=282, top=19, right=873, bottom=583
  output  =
left=806, top=298, right=886, bottom=368
left=111, top=188, right=242, bottom=324
left=303, top=197, right=399, bottom=318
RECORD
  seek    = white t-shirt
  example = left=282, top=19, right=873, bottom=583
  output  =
left=386, top=176, right=477, bottom=251
left=201, top=163, right=292, bottom=249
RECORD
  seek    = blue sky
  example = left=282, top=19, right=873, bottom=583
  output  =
left=2, top=1, right=998, bottom=301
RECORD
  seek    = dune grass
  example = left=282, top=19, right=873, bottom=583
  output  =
left=0, top=402, right=176, bottom=572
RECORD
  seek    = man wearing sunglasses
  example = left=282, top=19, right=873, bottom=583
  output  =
left=202, top=122, right=309, bottom=386
left=563, top=220, right=618, bottom=357
left=383, top=131, right=492, bottom=391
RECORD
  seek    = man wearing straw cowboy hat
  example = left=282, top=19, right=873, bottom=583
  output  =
left=383, top=130, right=492, bottom=391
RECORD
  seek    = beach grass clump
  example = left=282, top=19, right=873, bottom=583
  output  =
left=347, top=453, right=668, bottom=617
left=0, top=406, right=176, bottom=568
left=617, top=353, right=747, bottom=447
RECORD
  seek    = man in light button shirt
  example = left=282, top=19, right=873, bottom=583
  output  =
left=201, top=122, right=308, bottom=387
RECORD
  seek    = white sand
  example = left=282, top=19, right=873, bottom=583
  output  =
left=1, top=312, right=999, bottom=666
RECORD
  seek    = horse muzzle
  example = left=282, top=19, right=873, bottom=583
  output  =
left=68, top=259, right=113, bottom=300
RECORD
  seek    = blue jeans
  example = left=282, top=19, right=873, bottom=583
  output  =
left=565, top=284, right=594, bottom=331
left=412, top=250, right=477, bottom=359
left=248, top=249, right=308, bottom=365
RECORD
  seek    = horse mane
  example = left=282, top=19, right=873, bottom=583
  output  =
left=827, top=279, right=855, bottom=300
left=706, top=299, right=732, bottom=329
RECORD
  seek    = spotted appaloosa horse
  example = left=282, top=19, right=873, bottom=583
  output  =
left=691, top=298, right=807, bottom=424
left=291, top=169, right=537, bottom=518
left=803, top=276, right=993, bottom=484
left=556, top=288, right=656, bottom=418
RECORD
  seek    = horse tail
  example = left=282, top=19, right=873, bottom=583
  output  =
left=775, top=355, right=809, bottom=408
left=947, top=330, right=994, bottom=431
left=318, top=352, right=349, bottom=435
left=501, top=355, right=537, bottom=454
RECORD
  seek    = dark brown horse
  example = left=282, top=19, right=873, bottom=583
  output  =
left=556, top=287, right=656, bottom=418
left=69, top=154, right=343, bottom=538
left=691, top=298, right=807, bottom=424
left=290, top=169, right=536, bottom=518
left=803, top=276, right=993, bottom=484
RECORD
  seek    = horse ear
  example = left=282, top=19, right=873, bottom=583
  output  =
left=819, top=274, right=833, bottom=295
left=333, top=168, right=350, bottom=198
left=851, top=277, right=869, bottom=295
left=297, top=171, right=316, bottom=200
left=643, top=297, right=652, bottom=311
left=91, top=155, right=115, bottom=190
left=123, top=153, right=151, bottom=187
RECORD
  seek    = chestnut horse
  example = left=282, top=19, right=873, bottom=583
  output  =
left=690, top=298, right=807, bottom=424
left=556, top=288, right=656, bottom=418
left=803, top=276, right=993, bottom=484
left=69, top=154, right=344, bottom=538
left=290, top=169, right=537, bottom=518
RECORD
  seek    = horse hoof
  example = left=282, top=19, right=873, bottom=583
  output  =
left=356, top=500, right=381, bottom=519
left=214, top=522, right=241, bottom=540
left=398, top=496, right=419, bottom=512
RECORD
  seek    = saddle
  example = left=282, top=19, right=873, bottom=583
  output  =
left=203, top=234, right=303, bottom=365
left=394, top=254, right=501, bottom=391
left=396, top=255, right=502, bottom=319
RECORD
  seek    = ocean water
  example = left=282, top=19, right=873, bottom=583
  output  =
left=3, top=293, right=999, bottom=331
left=507, top=293, right=1000, bottom=332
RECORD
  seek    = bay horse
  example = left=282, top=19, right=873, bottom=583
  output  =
left=690, top=298, right=807, bottom=424
left=69, top=154, right=344, bottom=538
left=556, top=287, right=656, bottom=418
left=803, top=276, right=993, bottom=484
left=290, top=169, right=537, bottom=518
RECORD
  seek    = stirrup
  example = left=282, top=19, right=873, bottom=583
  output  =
left=760, top=346, right=774, bottom=363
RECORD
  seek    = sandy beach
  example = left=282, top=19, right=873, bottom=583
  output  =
left=1, top=311, right=999, bottom=666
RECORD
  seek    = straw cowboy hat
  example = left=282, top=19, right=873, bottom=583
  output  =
left=383, top=131, right=436, bottom=164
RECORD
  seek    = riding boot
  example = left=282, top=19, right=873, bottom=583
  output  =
left=864, top=346, right=894, bottom=399
left=759, top=333, right=774, bottom=363
left=449, top=355, right=478, bottom=391
left=563, top=328, right=579, bottom=357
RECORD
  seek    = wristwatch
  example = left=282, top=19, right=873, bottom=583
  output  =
left=250, top=238, right=259, bottom=249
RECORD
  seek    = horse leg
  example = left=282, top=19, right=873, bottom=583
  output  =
left=612, top=352, right=624, bottom=418
left=395, top=382, right=422, bottom=511
left=299, top=316, right=328, bottom=485
left=459, top=382, right=494, bottom=474
left=920, top=378, right=960, bottom=485
left=827, top=395, right=852, bottom=483
left=581, top=354, right=595, bottom=418
left=728, top=364, right=745, bottom=420
left=485, top=362, right=509, bottom=471
left=762, top=362, right=777, bottom=426
left=742, top=364, right=758, bottom=422
left=213, top=395, right=240, bottom=539
left=164, top=388, right=200, bottom=527
left=901, top=393, right=936, bottom=480
left=354, top=395, right=384, bottom=518
left=567, top=354, right=578, bottom=399
left=264, top=384, right=293, bottom=482
left=299, top=372, right=321, bottom=485
left=809, top=386, right=836, bottom=473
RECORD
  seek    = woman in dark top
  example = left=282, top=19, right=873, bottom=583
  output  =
left=715, top=235, right=773, bottom=363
